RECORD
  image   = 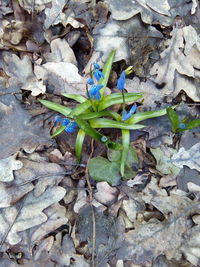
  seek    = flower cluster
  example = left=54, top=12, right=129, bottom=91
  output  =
left=55, top=116, right=78, bottom=133
left=87, top=63, right=104, bottom=100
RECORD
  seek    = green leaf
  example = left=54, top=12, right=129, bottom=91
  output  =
left=79, top=110, right=121, bottom=121
left=121, top=129, right=130, bottom=176
left=178, top=118, right=200, bottom=132
left=98, top=93, right=143, bottom=111
left=75, top=129, right=86, bottom=162
left=128, top=107, right=174, bottom=124
left=99, top=50, right=116, bottom=96
left=166, top=107, right=179, bottom=132
left=89, top=118, right=145, bottom=130
left=75, top=117, right=122, bottom=150
left=51, top=124, right=66, bottom=138
left=88, top=156, right=121, bottom=186
left=38, top=99, right=72, bottom=116
left=62, top=93, right=86, bottom=103
left=69, top=100, right=92, bottom=116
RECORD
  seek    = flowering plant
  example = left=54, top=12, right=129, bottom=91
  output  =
left=39, top=50, right=171, bottom=176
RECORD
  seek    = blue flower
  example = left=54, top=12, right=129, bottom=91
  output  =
left=62, top=118, right=70, bottom=126
left=89, top=84, right=103, bottom=100
left=54, top=115, right=62, bottom=123
left=87, top=78, right=94, bottom=85
left=122, top=103, right=137, bottom=121
left=93, top=70, right=104, bottom=81
left=93, top=63, right=100, bottom=69
left=178, top=122, right=186, bottom=129
left=65, top=122, right=78, bottom=133
left=117, top=71, right=126, bottom=90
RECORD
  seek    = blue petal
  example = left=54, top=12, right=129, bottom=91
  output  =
left=93, top=63, right=100, bottom=69
left=87, top=78, right=94, bottom=85
left=62, top=118, right=70, bottom=126
left=122, top=110, right=132, bottom=121
left=117, top=71, right=126, bottom=90
left=54, top=115, right=62, bottom=123
left=178, top=122, right=186, bottom=129
left=94, top=70, right=104, bottom=81
left=89, top=85, right=103, bottom=100
left=65, top=122, right=78, bottom=133
left=129, top=103, right=137, bottom=114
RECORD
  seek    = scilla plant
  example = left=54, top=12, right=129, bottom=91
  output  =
left=39, top=50, right=171, bottom=176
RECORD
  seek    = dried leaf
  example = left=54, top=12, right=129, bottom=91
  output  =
left=171, top=143, right=200, bottom=172
left=94, top=182, right=118, bottom=206
left=34, top=62, right=86, bottom=95
left=0, top=101, right=52, bottom=160
left=44, top=38, right=77, bottom=65
left=44, top=0, right=68, bottom=29
left=107, top=0, right=192, bottom=26
left=14, top=157, right=66, bottom=196
left=2, top=52, right=46, bottom=96
left=150, top=26, right=200, bottom=102
left=18, top=0, right=51, bottom=13
left=0, top=186, right=66, bottom=245
left=0, top=155, right=23, bottom=182
left=150, top=147, right=181, bottom=175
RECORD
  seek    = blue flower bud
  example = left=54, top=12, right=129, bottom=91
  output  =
left=178, top=122, right=186, bottom=129
left=54, top=115, right=62, bottom=123
left=93, top=70, right=104, bottom=81
left=122, top=103, right=137, bottom=121
left=93, top=63, right=100, bottom=69
left=65, top=122, right=78, bottom=133
left=62, top=118, right=70, bottom=126
left=87, top=78, right=94, bottom=85
left=89, top=84, right=103, bottom=100
left=117, top=71, right=126, bottom=90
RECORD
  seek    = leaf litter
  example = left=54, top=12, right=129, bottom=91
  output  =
left=0, top=0, right=200, bottom=266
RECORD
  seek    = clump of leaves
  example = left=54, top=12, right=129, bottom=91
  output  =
left=39, top=50, right=171, bottom=178
left=167, top=107, right=200, bottom=133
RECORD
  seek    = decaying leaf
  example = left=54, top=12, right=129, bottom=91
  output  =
left=14, top=157, right=66, bottom=196
left=171, top=143, right=200, bottom=172
left=106, top=0, right=192, bottom=26
left=0, top=186, right=66, bottom=246
left=150, top=25, right=200, bottom=102
left=0, top=154, right=23, bottom=182
left=44, top=38, right=77, bottom=65
left=94, top=17, right=162, bottom=62
left=18, top=0, right=51, bottom=13
left=150, top=147, right=180, bottom=175
left=94, top=182, right=118, bottom=206
left=34, top=62, right=86, bottom=95
left=0, top=101, right=52, bottom=160
left=2, top=52, right=46, bottom=96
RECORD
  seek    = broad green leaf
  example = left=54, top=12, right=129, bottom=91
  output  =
left=89, top=118, right=145, bottom=130
left=75, top=117, right=122, bottom=150
left=98, top=93, right=143, bottom=111
left=79, top=110, right=121, bottom=121
left=99, top=50, right=116, bottom=96
left=121, top=129, right=130, bottom=176
left=107, top=149, right=121, bottom=162
left=88, top=156, right=121, bottom=186
left=62, top=93, right=86, bottom=103
left=166, top=107, right=179, bottom=132
left=69, top=100, right=92, bottom=116
left=51, top=124, right=66, bottom=138
left=75, top=129, right=86, bottom=162
left=39, top=99, right=71, bottom=116
left=177, top=118, right=200, bottom=132
left=128, top=106, right=175, bottom=124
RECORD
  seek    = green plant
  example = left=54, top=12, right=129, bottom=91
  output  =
left=39, top=50, right=172, bottom=177
left=167, top=107, right=200, bottom=133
